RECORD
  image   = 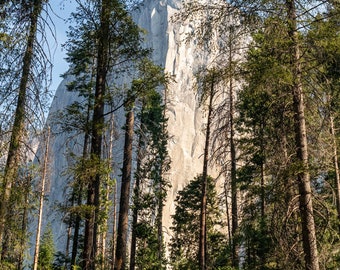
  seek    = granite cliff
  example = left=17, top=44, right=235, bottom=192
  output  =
left=35, top=0, right=233, bottom=257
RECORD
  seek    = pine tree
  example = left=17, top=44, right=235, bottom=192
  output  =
left=237, top=17, right=299, bottom=267
left=57, top=1, right=147, bottom=268
left=195, top=68, right=216, bottom=270
left=170, top=175, right=228, bottom=270
left=38, top=224, right=55, bottom=270
left=0, top=0, right=52, bottom=265
left=130, top=77, right=170, bottom=269
left=116, top=59, right=170, bottom=270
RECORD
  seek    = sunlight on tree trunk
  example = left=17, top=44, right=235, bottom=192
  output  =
left=33, top=126, right=50, bottom=270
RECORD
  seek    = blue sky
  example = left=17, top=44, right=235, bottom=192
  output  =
left=48, top=1, right=77, bottom=94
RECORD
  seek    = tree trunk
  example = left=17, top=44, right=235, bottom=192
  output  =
left=129, top=127, right=143, bottom=270
left=18, top=171, right=32, bottom=269
left=100, top=114, right=116, bottom=270
left=286, top=0, right=320, bottom=268
left=199, top=75, right=214, bottom=270
left=229, top=52, right=238, bottom=269
left=71, top=142, right=88, bottom=267
left=0, top=0, right=43, bottom=255
left=72, top=82, right=92, bottom=268
left=83, top=0, right=111, bottom=268
left=156, top=187, right=164, bottom=263
left=115, top=98, right=135, bottom=270
left=33, top=127, right=50, bottom=270
left=156, top=92, right=168, bottom=265
left=111, top=183, right=117, bottom=270
left=330, top=114, right=340, bottom=233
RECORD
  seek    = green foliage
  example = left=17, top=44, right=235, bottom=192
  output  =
left=38, top=224, right=55, bottom=270
left=135, top=222, right=167, bottom=269
left=236, top=1, right=340, bottom=267
left=131, top=59, right=171, bottom=269
left=169, top=175, right=228, bottom=270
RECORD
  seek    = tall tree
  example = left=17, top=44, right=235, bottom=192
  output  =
left=129, top=61, right=170, bottom=270
left=286, top=0, right=319, bottom=267
left=59, top=1, right=146, bottom=268
left=195, top=68, right=216, bottom=270
left=115, top=87, right=135, bottom=270
left=237, top=15, right=302, bottom=267
left=306, top=2, right=340, bottom=232
left=33, top=126, right=51, bottom=270
left=116, top=59, right=169, bottom=270
left=0, top=0, right=52, bottom=265
left=170, top=175, right=228, bottom=270
left=231, top=0, right=333, bottom=266
left=82, top=0, right=112, bottom=267
left=175, top=3, right=247, bottom=265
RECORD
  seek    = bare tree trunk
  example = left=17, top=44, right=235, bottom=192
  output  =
left=115, top=98, right=135, bottom=270
left=156, top=91, right=168, bottom=265
left=129, top=133, right=143, bottom=270
left=65, top=214, right=72, bottom=264
left=199, top=75, right=214, bottom=270
left=157, top=189, right=163, bottom=262
left=33, top=127, right=50, bottom=270
left=229, top=59, right=238, bottom=269
left=18, top=171, right=32, bottom=269
left=111, top=183, right=117, bottom=270
left=286, top=0, right=319, bottom=268
left=330, top=114, right=340, bottom=232
left=100, top=114, right=116, bottom=270
left=0, top=0, right=43, bottom=254
left=224, top=182, right=232, bottom=256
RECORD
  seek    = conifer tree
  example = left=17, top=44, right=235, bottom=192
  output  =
left=57, top=1, right=147, bottom=268
left=116, top=59, right=170, bottom=270
left=38, top=224, right=55, bottom=270
left=129, top=64, right=170, bottom=269
left=195, top=68, right=216, bottom=270
left=306, top=2, right=340, bottom=231
left=175, top=3, right=247, bottom=265
left=0, top=0, right=52, bottom=265
left=170, top=175, right=227, bottom=270
left=237, top=16, right=299, bottom=267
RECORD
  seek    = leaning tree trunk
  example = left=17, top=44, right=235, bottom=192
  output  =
left=129, top=115, right=144, bottom=270
left=83, top=0, right=111, bottom=269
left=286, top=0, right=320, bottom=268
left=115, top=96, right=135, bottom=270
left=33, top=127, right=50, bottom=270
left=0, top=0, right=43, bottom=258
left=228, top=44, right=238, bottom=268
left=199, top=74, right=214, bottom=270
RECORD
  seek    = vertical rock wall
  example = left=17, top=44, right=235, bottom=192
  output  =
left=34, top=0, right=225, bottom=258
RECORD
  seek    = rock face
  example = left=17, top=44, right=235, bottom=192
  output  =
left=34, top=0, right=227, bottom=258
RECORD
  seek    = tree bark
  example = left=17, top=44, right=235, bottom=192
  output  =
left=115, top=98, right=135, bottom=270
left=330, top=114, right=340, bottom=233
left=229, top=46, right=238, bottom=268
left=199, top=74, right=214, bottom=270
left=111, top=183, right=117, bottom=270
left=286, top=0, right=320, bottom=268
left=129, top=119, right=144, bottom=270
left=83, top=0, right=111, bottom=268
left=71, top=130, right=89, bottom=267
left=33, top=127, right=50, bottom=270
left=0, top=0, right=43, bottom=257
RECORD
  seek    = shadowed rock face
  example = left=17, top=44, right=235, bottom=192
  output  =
left=31, top=0, right=230, bottom=258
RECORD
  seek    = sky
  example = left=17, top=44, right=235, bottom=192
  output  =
left=47, top=1, right=77, bottom=94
